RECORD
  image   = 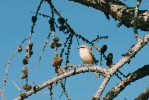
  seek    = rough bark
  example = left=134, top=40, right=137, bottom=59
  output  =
left=103, top=65, right=149, bottom=100
left=69, top=0, right=149, bottom=31
left=14, top=66, right=107, bottom=100
left=135, top=85, right=149, bottom=100
left=92, top=33, right=149, bottom=99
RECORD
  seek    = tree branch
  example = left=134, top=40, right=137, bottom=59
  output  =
left=0, top=89, right=7, bottom=100
left=92, top=76, right=110, bottom=100
left=69, top=0, right=149, bottom=31
left=92, top=33, right=149, bottom=99
left=135, top=84, right=149, bottom=100
left=14, top=66, right=107, bottom=100
left=133, top=0, right=141, bottom=40
left=110, top=33, right=149, bottom=73
left=104, top=64, right=149, bottom=100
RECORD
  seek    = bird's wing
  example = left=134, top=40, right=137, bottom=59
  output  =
left=88, top=47, right=97, bottom=64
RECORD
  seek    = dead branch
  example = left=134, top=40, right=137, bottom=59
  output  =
left=69, top=0, right=149, bottom=31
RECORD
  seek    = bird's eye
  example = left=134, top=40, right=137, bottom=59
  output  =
left=81, top=46, right=85, bottom=48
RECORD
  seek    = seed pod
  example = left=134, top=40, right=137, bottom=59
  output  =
left=53, top=37, right=60, bottom=43
left=26, top=85, right=32, bottom=91
left=20, top=92, right=26, bottom=99
left=59, top=26, right=66, bottom=31
left=58, top=17, right=65, bottom=25
left=25, top=51, right=33, bottom=59
left=22, top=67, right=28, bottom=74
left=25, top=52, right=31, bottom=59
left=23, top=84, right=32, bottom=91
left=21, top=74, right=28, bottom=79
left=25, top=46, right=30, bottom=52
left=18, top=45, right=22, bottom=52
left=52, top=55, right=63, bottom=67
left=106, top=53, right=113, bottom=66
left=23, top=84, right=28, bottom=90
left=28, top=42, right=33, bottom=50
left=50, top=43, right=55, bottom=49
left=55, top=68, right=64, bottom=75
left=55, top=42, right=62, bottom=47
left=101, top=45, right=107, bottom=54
left=23, top=58, right=28, bottom=65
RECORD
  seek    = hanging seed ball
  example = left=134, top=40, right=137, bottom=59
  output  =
left=25, top=53, right=31, bottom=59
left=59, top=26, right=67, bottom=31
left=23, top=58, right=28, bottom=65
left=52, top=55, right=63, bottom=67
left=58, top=17, right=65, bottom=25
left=52, top=60, right=59, bottom=67
left=23, top=84, right=28, bottom=90
left=26, top=85, right=32, bottom=91
left=101, top=45, right=107, bottom=54
left=53, top=37, right=60, bottom=43
left=56, top=68, right=64, bottom=75
left=22, top=67, right=28, bottom=74
left=20, top=92, right=26, bottom=99
left=107, top=53, right=113, bottom=61
left=106, top=53, right=113, bottom=66
left=21, top=73, right=28, bottom=79
left=25, top=46, right=30, bottom=52
left=18, top=45, right=22, bottom=52
left=28, top=42, right=33, bottom=50
left=55, top=42, right=62, bottom=47
left=50, top=43, right=55, bottom=49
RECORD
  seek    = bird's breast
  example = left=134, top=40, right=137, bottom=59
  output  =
left=79, top=49, right=94, bottom=64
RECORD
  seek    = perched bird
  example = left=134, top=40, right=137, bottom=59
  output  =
left=78, top=44, right=99, bottom=78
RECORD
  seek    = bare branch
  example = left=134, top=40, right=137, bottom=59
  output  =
left=36, top=33, right=51, bottom=70
left=14, top=66, right=107, bottom=100
left=110, top=33, right=149, bottom=73
left=133, top=0, right=141, bottom=40
left=0, top=89, right=7, bottom=100
left=4, top=50, right=18, bottom=87
left=12, top=80, right=21, bottom=92
left=92, top=33, right=149, bottom=99
left=92, top=76, right=110, bottom=100
left=104, top=64, right=149, bottom=100
left=3, top=0, right=45, bottom=87
left=69, top=0, right=149, bottom=31
left=135, top=84, right=149, bottom=100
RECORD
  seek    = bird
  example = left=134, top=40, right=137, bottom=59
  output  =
left=78, top=44, right=99, bottom=78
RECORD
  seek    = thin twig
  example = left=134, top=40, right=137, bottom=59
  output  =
left=133, top=0, right=141, bottom=41
left=93, top=33, right=149, bottom=99
left=3, top=50, right=18, bottom=87
left=36, top=33, right=51, bottom=70
left=104, top=65, right=149, bottom=100
left=12, top=80, right=21, bottom=92
left=36, top=91, right=50, bottom=94
left=0, top=89, right=7, bottom=100
left=92, top=76, right=110, bottom=100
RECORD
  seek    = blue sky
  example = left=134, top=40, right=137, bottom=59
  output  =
left=0, top=0, right=149, bottom=100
